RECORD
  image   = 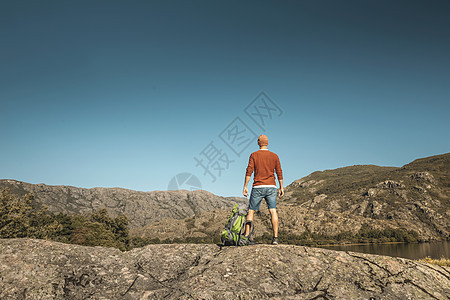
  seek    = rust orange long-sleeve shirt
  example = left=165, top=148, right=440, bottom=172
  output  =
left=245, top=149, right=283, bottom=187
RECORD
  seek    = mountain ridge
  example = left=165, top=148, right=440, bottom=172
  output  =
left=133, top=153, right=449, bottom=243
left=1, top=153, right=449, bottom=243
left=0, top=179, right=246, bottom=228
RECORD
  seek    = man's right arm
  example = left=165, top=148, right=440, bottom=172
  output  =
left=243, top=175, right=251, bottom=197
left=243, top=154, right=254, bottom=197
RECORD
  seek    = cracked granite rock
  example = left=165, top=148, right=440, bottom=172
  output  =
left=1, top=239, right=449, bottom=299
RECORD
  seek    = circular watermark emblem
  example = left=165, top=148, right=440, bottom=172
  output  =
left=167, top=172, right=202, bottom=191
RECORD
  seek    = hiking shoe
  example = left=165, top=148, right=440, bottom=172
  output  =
left=272, top=237, right=279, bottom=245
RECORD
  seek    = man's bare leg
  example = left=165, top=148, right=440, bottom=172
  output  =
left=245, top=209, right=255, bottom=236
left=269, top=208, right=278, bottom=237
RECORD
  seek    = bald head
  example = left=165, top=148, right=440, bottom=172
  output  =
left=258, top=134, right=269, bottom=146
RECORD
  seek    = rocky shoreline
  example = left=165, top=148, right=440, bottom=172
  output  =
left=1, top=239, right=449, bottom=299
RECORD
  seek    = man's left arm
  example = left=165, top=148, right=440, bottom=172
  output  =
left=275, top=155, right=284, bottom=197
left=278, top=179, right=284, bottom=197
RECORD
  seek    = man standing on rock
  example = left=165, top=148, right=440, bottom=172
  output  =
left=243, top=134, right=284, bottom=245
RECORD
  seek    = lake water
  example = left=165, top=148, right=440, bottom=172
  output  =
left=319, top=241, right=450, bottom=260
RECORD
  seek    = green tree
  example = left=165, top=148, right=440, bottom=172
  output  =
left=0, top=188, right=65, bottom=239
left=69, top=208, right=130, bottom=251
left=0, top=189, right=132, bottom=251
left=0, top=188, right=33, bottom=238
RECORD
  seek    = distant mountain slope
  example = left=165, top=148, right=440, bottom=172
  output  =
left=133, top=153, right=449, bottom=243
left=280, top=152, right=450, bottom=240
left=0, top=180, right=246, bottom=228
left=1, top=153, right=448, bottom=242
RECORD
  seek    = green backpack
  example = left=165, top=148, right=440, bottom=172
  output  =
left=221, top=203, right=255, bottom=246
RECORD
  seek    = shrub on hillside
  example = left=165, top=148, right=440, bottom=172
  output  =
left=0, top=188, right=130, bottom=251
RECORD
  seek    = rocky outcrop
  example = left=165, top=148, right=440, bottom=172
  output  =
left=0, top=180, right=246, bottom=228
left=281, top=153, right=450, bottom=241
left=0, top=239, right=449, bottom=299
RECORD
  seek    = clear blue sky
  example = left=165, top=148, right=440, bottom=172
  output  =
left=1, top=1, right=449, bottom=197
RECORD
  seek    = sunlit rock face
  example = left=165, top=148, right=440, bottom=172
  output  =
left=0, top=239, right=449, bottom=299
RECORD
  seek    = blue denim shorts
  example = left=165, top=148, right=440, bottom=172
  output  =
left=248, top=187, right=277, bottom=211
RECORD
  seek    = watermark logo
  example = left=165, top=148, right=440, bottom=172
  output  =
left=194, top=91, right=283, bottom=184
left=244, top=91, right=283, bottom=131
left=167, top=91, right=283, bottom=190
left=194, top=142, right=234, bottom=182
left=219, top=117, right=257, bottom=157
left=167, top=173, right=202, bottom=191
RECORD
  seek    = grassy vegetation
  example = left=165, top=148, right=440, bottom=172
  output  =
left=129, top=222, right=420, bottom=247
left=419, top=257, right=450, bottom=267
left=253, top=223, right=419, bottom=246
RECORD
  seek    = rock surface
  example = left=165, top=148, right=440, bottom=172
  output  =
left=1, top=239, right=449, bottom=299
left=0, top=180, right=246, bottom=228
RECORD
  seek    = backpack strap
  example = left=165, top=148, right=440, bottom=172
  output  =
left=238, top=220, right=255, bottom=246
left=243, top=220, right=255, bottom=239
